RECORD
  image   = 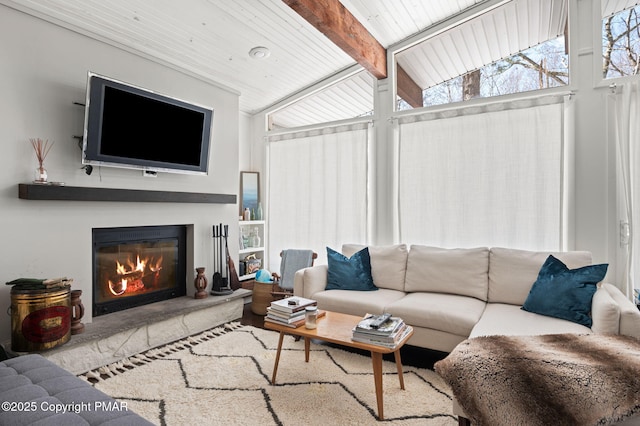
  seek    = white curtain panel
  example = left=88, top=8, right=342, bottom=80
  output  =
left=397, top=99, right=566, bottom=251
left=611, top=81, right=640, bottom=300
left=267, top=124, right=369, bottom=269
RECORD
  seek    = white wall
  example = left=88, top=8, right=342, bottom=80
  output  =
left=0, top=6, right=240, bottom=343
left=245, top=0, right=621, bottom=280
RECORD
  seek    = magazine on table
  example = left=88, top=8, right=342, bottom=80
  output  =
left=353, top=322, right=408, bottom=343
left=269, top=296, right=317, bottom=313
left=354, top=313, right=404, bottom=336
left=352, top=325, right=413, bottom=348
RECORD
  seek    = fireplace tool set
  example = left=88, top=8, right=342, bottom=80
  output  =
left=210, top=224, right=237, bottom=296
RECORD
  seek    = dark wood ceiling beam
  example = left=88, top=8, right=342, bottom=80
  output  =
left=397, top=65, right=423, bottom=108
left=283, top=0, right=387, bottom=79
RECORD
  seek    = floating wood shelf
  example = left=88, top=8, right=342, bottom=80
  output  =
left=18, top=183, right=236, bottom=204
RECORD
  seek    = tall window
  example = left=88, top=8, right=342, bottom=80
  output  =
left=397, top=96, right=570, bottom=250
left=267, top=123, right=370, bottom=269
left=608, top=81, right=640, bottom=299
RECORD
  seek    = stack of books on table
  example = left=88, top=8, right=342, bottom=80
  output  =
left=264, top=296, right=318, bottom=328
left=352, top=313, right=412, bottom=348
left=6, top=277, right=73, bottom=291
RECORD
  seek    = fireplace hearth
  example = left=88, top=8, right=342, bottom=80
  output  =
left=92, top=225, right=187, bottom=316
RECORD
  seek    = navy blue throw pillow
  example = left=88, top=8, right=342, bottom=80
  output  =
left=326, top=247, right=378, bottom=291
left=522, top=255, right=608, bottom=327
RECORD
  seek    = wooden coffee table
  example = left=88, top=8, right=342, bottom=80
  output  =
left=264, top=310, right=414, bottom=420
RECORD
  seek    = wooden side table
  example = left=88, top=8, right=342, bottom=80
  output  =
left=251, top=282, right=275, bottom=315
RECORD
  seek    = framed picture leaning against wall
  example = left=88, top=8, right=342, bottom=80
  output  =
left=240, top=171, right=259, bottom=218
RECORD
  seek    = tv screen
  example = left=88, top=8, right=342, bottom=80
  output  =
left=83, top=73, right=213, bottom=175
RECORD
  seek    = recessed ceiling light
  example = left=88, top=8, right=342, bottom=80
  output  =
left=249, top=46, right=271, bottom=59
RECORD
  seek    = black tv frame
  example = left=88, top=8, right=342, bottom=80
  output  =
left=82, top=72, right=213, bottom=175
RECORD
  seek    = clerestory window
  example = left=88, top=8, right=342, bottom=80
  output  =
left=602, top=1, right=640, bottom=79
left=267, top=69, right=374, bottom=130
left=394, top=0, right=569, bottom=110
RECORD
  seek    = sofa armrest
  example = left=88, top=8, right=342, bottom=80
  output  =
left=602, top=283, right=640, bottom=339
left=294, top=265, right=328, bottom=299
left=591, top=284, right=621, bottom=334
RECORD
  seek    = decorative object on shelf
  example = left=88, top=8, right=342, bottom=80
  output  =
left=194, top=267, right=208, bottom=299
left=243, top=207, right=251, bottom=221
left=70, top=289, right=85, bottom=335
left=250, top=227, right=261, bottom=247
left=30, top=138, right=54, bottom=184
left=256, top=202, right=263, bottom=220
left=240, top=171, right=260, bottom=217
left=243, top=254, right=262, bottom=274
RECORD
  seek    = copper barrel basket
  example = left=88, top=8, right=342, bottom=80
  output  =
left=10, top=286, right=71, bottom=352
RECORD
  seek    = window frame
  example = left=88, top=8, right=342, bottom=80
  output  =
left=595, top=1, right=640, bottom=88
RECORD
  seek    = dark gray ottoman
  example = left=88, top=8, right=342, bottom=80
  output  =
left=0, top=354, right=154, bottom=426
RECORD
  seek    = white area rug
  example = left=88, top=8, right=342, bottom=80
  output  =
left=79, top=322, right=456, bottom=425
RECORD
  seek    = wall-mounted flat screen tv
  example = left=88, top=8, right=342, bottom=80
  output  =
left=82, top=72, right=213, bottom=175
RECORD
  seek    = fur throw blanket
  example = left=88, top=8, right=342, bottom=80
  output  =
left=434, top=334, right=640, bottom=426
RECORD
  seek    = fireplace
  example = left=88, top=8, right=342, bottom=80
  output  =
left=92, top=225, right=187, bottom=316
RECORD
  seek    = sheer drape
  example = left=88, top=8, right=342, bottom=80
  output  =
left=267, top=123, right=370, bottom=269
left=397, top=96, right=569, bottom=250
left=610, top=82, right=640, bottom=300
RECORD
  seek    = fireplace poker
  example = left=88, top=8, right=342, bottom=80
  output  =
left=223, top=224, right=229, bottom=280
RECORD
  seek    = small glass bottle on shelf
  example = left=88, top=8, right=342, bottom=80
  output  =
left=256, top=202, right=263, bottom=220
left=250, top=227, right=261, bottom=247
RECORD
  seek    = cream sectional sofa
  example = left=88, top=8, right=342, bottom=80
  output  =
left=293, top=244, right=640, bottom=353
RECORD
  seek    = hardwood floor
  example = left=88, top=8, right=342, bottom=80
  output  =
left=240, top=302, right=449, bottom=370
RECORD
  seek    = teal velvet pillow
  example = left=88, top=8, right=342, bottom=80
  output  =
left=522, top=255, right=608, bottom=327
left=326, top=247, right=378, bottom=291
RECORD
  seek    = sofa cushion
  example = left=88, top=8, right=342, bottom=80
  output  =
left=470, top=303, right=592, bottom=338
left=404, top=246, right=489, bottom=301
left=313, top=288, right=406, bottom=317
left=604, top=283, right=640, bottom=339
left=326, top=247, right=377, bottom=291
left=342, top=244, right=408, bottom=291
left=0, top=354, right=153, bottom=426
left=488, top=247, right=593, bottom=305
left=591, top=284, right=621, bottom=334
left=385, top=292, right=486, bottom=337
left=521, top=255, right=607, bottom=327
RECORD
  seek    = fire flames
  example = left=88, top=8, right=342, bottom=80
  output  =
left=108, top=254, right=163, bottom=296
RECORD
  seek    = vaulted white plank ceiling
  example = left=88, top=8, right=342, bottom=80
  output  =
left=0, top=0, right=487, bottom=114
left=0, top=0, right=631, bottom=117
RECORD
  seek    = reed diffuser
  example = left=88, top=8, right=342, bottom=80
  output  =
left=30, top=138, right=54, bottom=183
